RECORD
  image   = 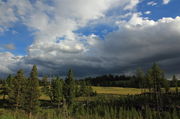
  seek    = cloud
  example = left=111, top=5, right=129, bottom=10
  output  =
left=0, top=0, right=141, bottom=75
left=100, top=15, right=180, bottom=74
left=147, top=1, right=157, bottom=6
left=0, top=2, right=18, bottom=32
left=21, top=15, right=180, bottom=76
left=3, top=44, right=16, bottom=50
left=163, top=0, right=170, bottom=4
left=12, top=30, right=18, bottom=34
left=0, top=0, right=180, bottom=77
left=0, top=52, right=22, bottom=74
left=144, top=11, right=151, bottom=15
left=123, top=0, right=140, bottom=10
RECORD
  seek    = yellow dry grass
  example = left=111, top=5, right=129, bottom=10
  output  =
left=92, top=86, right=145, bottom=95
left=0, top=87, right=179, bottom=100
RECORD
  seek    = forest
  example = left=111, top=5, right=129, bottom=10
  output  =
left=0, top=63, right=180, bottom=119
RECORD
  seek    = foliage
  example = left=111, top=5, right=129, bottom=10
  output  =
left=49, top=77, right=64, bottom=108
left=8, top=69, right=26, bottom=110
left=0, top=63, right=179, bottom=119
left=63, top=69, right=75, bottom=107
left=24, top=65, right=41, bottom=116
left=78, top=81, right=95, bottom=97
left=41, top=76, right=50, bottom=96
left=135, top=68, right=145, bottom=89
left=172, top=75, right=178, bottom=93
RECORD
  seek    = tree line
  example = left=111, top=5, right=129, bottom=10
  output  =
left=0, top=63, right=179, bottom=119
left=81, top=64, right=179, bottom=91
left=0, top=65, right=95, bottom=118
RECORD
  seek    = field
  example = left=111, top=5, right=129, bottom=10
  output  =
left=93, top=86, right=180, bottom=95
left=38, top=86, right=143, bottom=101
left=0, top=86, right=180, bottom=119
left=1, top=86, right=180, bottom=100
left=92, top=86, right=144, bottom=95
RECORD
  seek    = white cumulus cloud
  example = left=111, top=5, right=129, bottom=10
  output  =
left=163, top=0, right=171, bottom=4
left=147, top=1, right=157, bottom=6
left=144, top=11, right=151, bottom=15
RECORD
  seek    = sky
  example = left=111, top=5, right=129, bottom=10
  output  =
left=0, top=0, right=180, bottom=77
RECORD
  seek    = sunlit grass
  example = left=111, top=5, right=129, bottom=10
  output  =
left=92, top=86, right=145, bottom=95
left=0, top=87, right=180, bottom=101
left=39, top=94, right=50, bottom=100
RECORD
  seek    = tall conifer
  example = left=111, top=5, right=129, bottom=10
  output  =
left=63, top=69, right=75, bottom=107
left=8, top=70, right=26, bottom=110
left=42, top=75, right=50, bottom=96
left=50, top=77, right=64, bottom=108
left=24, top=65, right=40, bottom=117
left=172, top=75, right=178, bottom=93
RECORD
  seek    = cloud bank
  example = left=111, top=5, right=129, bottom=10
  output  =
left=0, top=0, right=180, bottom=77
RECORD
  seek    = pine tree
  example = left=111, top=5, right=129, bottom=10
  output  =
left=145, top=69, right=153, bottom=92
left=79, top=81, right=86, bottom=96
left=50, top=77, right=64, bottom=108
left=8, top=70, right=26, bottom=111
left=172, top=75, right=178, bottom=94
left=78, top=81, right=94, bottom=96
left=135, top=68, right=145, bottom=92
left=41, top=75, right=50, bottom=96
left=6, top=74, right=13, bottom=88
left=24, top=65, right=40, bottom=117
left=163, top=79, right=170, bottom=93
left=1, top=80, right=8, bottom=100
left=49, top=77, right=56, bottom=102
left=1, top=75, right=13, bottom=100
left=150, top=63, right=165, bottom=93
left=148, top=63, right=165, bottom=112
left=74, top=82, right=80, bottom=97
left=63, top=69, right=75, bottom=107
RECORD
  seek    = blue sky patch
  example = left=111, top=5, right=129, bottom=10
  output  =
left=0, top=22, right=34, bottom=55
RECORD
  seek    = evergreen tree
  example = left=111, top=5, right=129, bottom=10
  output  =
left=135, top=68, right=145, bottom=92
left=145, top=69, right=153, bottom=92
left=150, top=63, right=165, bottom=93
left=1, top=80, right=8, bottom=100
left=1, top=75, right=13, bottom=100
left=172, top=75, right=178, bottom=93
left=6, top=74, right=13, bottom=88
left=63, top=69, right=75, bottom=107
left=74, top=82, right=80, bottom=97
left=78, top=81, right=94, bottom=96
left=8, top=70, right=26, bottom=110
left=79, top=81, right=87, bottom=96
left=148, top=63, right=165, bottom=111
left=163, top=79, right=170, bottom=93
left=1, top=75, right=14, bottom=100
left=50, top=77, right=64, bottom=108
left=41, top=75, right=50, bottom=96
left=24, top=65, right=40, bottom=117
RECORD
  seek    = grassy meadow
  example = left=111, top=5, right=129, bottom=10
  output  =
left=92, top=86, right=145, bottom=95
left=0, top=85, right=180, bottom=119
left=0, top=86, right=144, bottom=101
left=1, top=86, right=180, bottom=100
